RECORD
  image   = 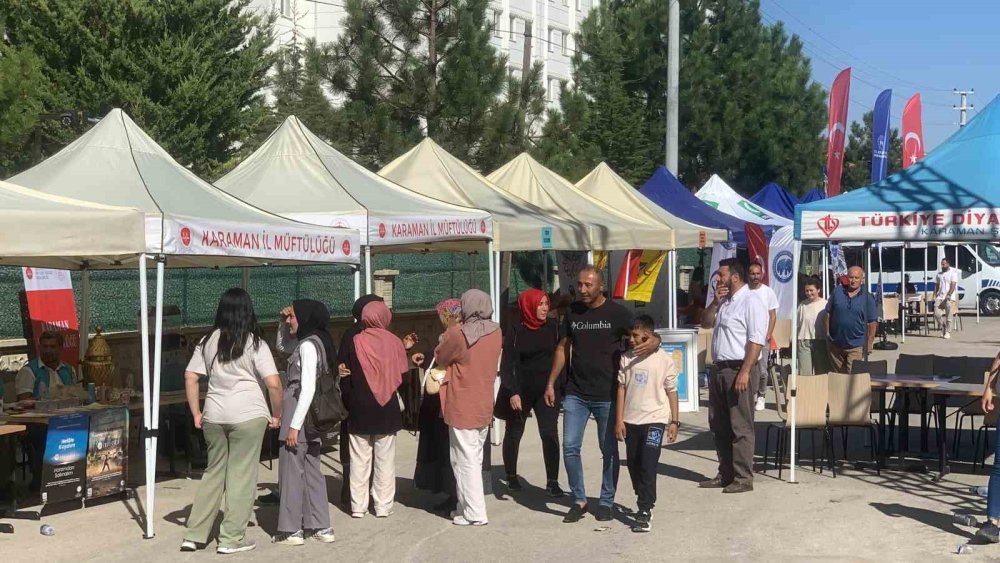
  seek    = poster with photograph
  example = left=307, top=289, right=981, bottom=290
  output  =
left=41, top=412, right=89, bottom=505
left=87, top=407, right=129, bottom=499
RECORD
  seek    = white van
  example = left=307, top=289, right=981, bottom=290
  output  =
left=869, top=244, right=1000, bottom=315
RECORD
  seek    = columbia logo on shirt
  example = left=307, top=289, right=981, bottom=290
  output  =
left=570, top=320, right=613, bottom=330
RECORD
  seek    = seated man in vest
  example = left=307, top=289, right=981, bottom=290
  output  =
left=15, top=330, right=78, bottom=493
left=15, top=330, right=78, bottom=401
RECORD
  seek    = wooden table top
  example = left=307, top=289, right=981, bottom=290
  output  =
left=0, top=391, right=202, bottom=425
left=870, top=374, right=959, bottom=389
left=931, top=382, right=988, bottom=397
left=0, top=423, right=27, bottom=436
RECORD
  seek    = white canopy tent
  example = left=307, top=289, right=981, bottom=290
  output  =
left=487, top=153, right=675, bottom=251
left=697, top=174, right=792, bottom=227
left=215, top=117, right=494, bottom=298
left=574, top=162, right=729, bottom=327
left=9, top=109, right=360, bottom=539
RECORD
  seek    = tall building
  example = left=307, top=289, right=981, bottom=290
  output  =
left=253, top=0, right=597, bottom=107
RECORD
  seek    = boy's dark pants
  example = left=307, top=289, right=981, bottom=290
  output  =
left=625, top=422, right=665, bottom=511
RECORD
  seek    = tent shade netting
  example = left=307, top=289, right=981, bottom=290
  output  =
left=574, top=162, right=727, bottom=249
left=750, top=182, right=799, bottom=220
left=799, top=187, right=826, bottom=204
left=0, top=180, right=146, bottom=269
left=378, top=138, right=588, bottom=251
left=795, top=94, right=1000, bottom=242
left=639, top=166, right=750, bottom=243
left=9, top=109, right=360, bottom=266
left=696, top=174, right=792, bottom=229
left=215, top=117, right=492, bottom=253
left=487, top=154, right=673, bottom=251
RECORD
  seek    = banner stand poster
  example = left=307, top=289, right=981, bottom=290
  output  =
left=87, top=407, right=129, bottom=500
left=21, top=267, right=80, bottom=366
left=42, top=412, right=89, bottom=505
left=655, top=328, right=700, bottom=413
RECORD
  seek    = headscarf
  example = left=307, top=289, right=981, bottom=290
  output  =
left=293, top=299, right=335, bottom=365
left=344, top=294, right=384, bottom=342
left=435, top=298, right=462, bottom=328
left=460, top=289, right=500, bottom=346
left=353, top=301, right=407, bottom=407
left=517, top=288, right=548, bottom=331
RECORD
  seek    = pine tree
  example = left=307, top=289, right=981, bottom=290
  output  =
left=0, top=44, right=53, bottom=176
left=2, top=0, right=275, bottom=177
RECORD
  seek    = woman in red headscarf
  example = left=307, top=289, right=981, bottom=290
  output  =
left=497, top=288, right=566, bottom=497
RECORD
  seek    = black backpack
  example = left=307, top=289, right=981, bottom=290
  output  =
left=301, top=336, right=349, bottom=432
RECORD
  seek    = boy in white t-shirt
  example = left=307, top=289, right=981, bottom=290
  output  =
left=615, top=315, right=679, bottom=533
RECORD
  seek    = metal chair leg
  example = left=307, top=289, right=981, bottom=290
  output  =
left=763, top=425, right=772, bottom=474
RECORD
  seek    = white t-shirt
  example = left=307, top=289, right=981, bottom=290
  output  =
left=618, top=349, right=678, bottom=425
left=15, top=362, right=79, bottom=398
left=186, top=330, right=279, bottom=425
left=935, top=268, right=960, bottom=301
left=712, top=285, right=769, bottom=362
left=797, top=298, right=829, bottom=340
left=750, top=284, right=779, bottom=313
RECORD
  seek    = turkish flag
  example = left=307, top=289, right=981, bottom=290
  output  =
left=745, top=223, right=769, bottom=286
left=825, top=68, right=851, bottom=197
left=902, top=93, right=925, bottom=168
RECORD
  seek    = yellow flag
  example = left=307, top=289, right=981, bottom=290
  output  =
left=626, top=250, right=667, bottom=302
left=593, top=250, right=609, bottom=271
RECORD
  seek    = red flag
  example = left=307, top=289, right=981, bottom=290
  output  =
left=613, top=250, right=641, bottom=299
left=902, top=93, right=925, bottom=168
left=825, top=68, right=851, bottom=197
left=744, top=223, right=769, bottom=285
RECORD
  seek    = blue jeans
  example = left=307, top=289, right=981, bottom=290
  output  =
left=562, top=394, right=619, bottom=507
left=989, top=424, right=1000, bottom=520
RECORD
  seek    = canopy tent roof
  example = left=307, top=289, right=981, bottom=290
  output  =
left=697, top=174, right=792, bottom=227
left=378, top=138, right=587, bottom=251
left=9, top=109, right=359, bottom=267
left=638, top=166, right=749, bottom=243
left=796, top=95, right=1000, bottom=242
left=487, top=154, right=673, bottom=250
left=574, top=162, right=727, bottom=248
left=800, top=187, right=826, bottom=204
left=750, top=182, right=799, bottom=220
left=0, top=180, right=146, bottom=269
left=215, top=117, right=492, bottom=253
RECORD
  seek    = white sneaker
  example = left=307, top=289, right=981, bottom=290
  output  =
left=754, top=395, right=766, bottom=411
left=944, top=333, right=951, bottom=339
left=351, top=512, right=365, bottom=519
left=452, top=515, right=488, bottom=526
left=179, top=540, right=199, bottom=552
left=217, top=538, right=257, bottom=553
left=309, top=528, right=336, bottom=543
left=375, top=509, right=394, bottom=518
left=272, top=531, right=304, bottom=546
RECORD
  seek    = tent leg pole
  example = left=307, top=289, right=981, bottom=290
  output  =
left=670, top=250, right=678, bottom=329
left=80, top=268, right=91, bottom=362
left=241, top=267, right=249, bottom=291
left=354, top=266, right=361, bottom=299
left=587, top=250, right=594, bottom=265
left=138, top=255, right=153, bottom=539
left=789, top=242, right=801, bottom=483
left=977, top=244, right=981, bottom=324
left=148, top=257, right=165, bottom=539
left=364, top=246, right=372, bottom=295
left=902, top=248, right=907, bottom=343
left=822, top=245, right=829, bottom=298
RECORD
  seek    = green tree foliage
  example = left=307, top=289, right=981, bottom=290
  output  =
left=535, top=0, right=827, bottom=193
left=2, top=0, right=275, bottom=178
left=0, top=44, right=52, bottom=175
left=841, top=110, right=903, bottom=191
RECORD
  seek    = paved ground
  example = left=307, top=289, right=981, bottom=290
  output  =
left=4, top=315, right=1000, bottom=561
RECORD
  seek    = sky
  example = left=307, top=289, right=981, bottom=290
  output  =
left=757, top=0, right=1000, bottom=152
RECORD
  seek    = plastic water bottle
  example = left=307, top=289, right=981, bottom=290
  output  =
left=39, top=524, right=55, bottom=536
left=956, top=544, right=973, bottom=555
left=970, top=486, right=989, bottom=498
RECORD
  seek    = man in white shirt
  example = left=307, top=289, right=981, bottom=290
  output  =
left=747, top=262, right=778, bottom=412
left=700, top=258, right=768, bottom=494
left=934, top=258, right=959, bottom=339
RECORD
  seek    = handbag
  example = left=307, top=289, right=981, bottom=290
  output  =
left=422, top=359, right=445, bottom=396
left=303, top=337, right=349, bottom=432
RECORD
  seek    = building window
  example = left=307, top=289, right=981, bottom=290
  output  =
left=548, top=78, right=561, bottom=101
left=279, top=0, right=292, bottom=18
left=548, top=28, right=556, bottom=52
left=510, top=16, right=518, bottom=42
left=493, top=10, right=502, bottom=38
left=561, top=32, right=569, bottom=55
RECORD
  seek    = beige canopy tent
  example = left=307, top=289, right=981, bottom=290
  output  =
left=215, top=117, right=494, bottom=298
left=9, top=109, right=360, bottom=539
left=379, top=138, right=589, bottom=251
left=487, top=153, right=673, bottom=250
left=0, top=180, right=146, bottom=269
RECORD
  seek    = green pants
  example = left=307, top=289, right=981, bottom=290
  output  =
left=184, top=418, right=267, bottom=547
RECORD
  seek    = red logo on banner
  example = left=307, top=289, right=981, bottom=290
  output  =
left=817, top=215, right=840, bottom=238
left=180, top=227, right=191, bottom=246
left=25, top=267, right=33, bottom=280
left=480, top=220, right=487, bottom=234
left=378, top=223, right=387, bottom=238
left=342, top=239, right=351, bottom=255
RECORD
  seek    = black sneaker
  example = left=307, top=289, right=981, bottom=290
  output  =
left=506, top=475, right=523, bottom=491
left=563, top=503, right=588, bottom=523
left=977, top=521, right=1000, bottom=543
left=545, top=481, right=566, bottom=498
left=256, top=491, right=280, bottom=506
left=632, top=509, right=652, bottom=533
left=594, top=504, right=614, bottom=522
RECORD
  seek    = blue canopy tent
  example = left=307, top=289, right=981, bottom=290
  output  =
left=786, top=95, right=1000, bottom=484
left=799, top=187, right=825, bottom=204
left=640, top=166, right=758, bottom=243
left=750, top=182, right=799, bottom=220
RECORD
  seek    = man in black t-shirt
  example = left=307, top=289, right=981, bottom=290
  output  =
left=544, top=266, right=660, bottom=524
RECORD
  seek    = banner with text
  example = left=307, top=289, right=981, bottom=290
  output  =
left=42, top=412, right=89, bottom=505
left=872, top=89, right=892, bottom=183
left=22, top=267, right=80, bottom=366
left=369, top=214, right=493, bottom=246
left=86, top=408, right=129, bottom=500
left=801, top=208, right=1000, bottom=241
